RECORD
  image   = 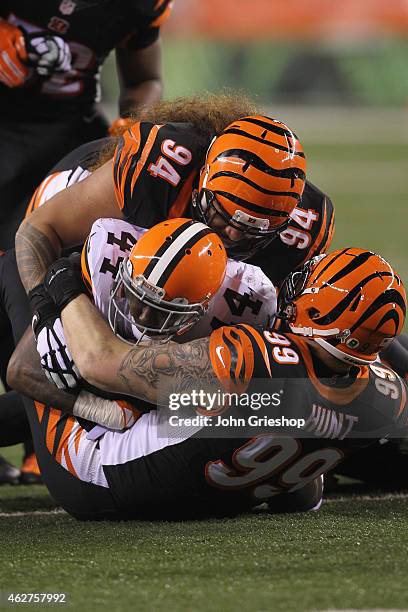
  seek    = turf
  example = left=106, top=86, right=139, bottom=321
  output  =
left=1, top=486, right=408, bottom=611
left=1, top=113, right=408, bottom=610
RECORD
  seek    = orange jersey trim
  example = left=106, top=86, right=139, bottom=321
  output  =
left=239, top=324, right=272, bottom=377
left=34, top=400, right=45, bottom=423
left=168, top=170, right=196, bottom=218
left=54, top=416, right=78, bottom=478
left=113, top=122, right=142, bottom=210
left=45, top=407, right=62, bottom=455
left=80, top=237, right=93, bottom=294
left=116, top=400, right=143, bottom=428
left=25, top=172, right=61, bottom=218
left=319, top=200, right=335, bottom=254
left=152, top=1, right=173, bottom=26
left=210, top=326, right=255, bottom=393
left=130, top=124, right=162, bottom=195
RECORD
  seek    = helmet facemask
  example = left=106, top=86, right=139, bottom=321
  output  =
left=277, top=255, right=350, bottom=342
left=109, top=258, right=208, bottom=345
left=277, top=256, right=326, bottom=323
left=192, top=188, right=290, bottom=260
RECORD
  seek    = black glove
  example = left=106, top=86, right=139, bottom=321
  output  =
left=44, top=257, right=85, bottom=311
left=29, top=283, right=59, bottom=336
left=29, top=284, right=81, bottom=390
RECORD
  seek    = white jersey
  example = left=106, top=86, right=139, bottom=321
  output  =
left=26, top=166, right=91, bottom=216
left=27, top=170, right=277, bottom=334
left=82, top=218, right=277, bottom=341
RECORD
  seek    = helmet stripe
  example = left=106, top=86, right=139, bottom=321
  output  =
left=238, top=116, right=300, bottom=140
left=214, top=149, right=306, bottom=181
left=374, top=309, right=402, bottom=335
left=348, top=289, right=406, bottom=334
left=326, top=251, right=375, bottom=284
left=146, top=224, right=212, bottom=287
left=221, top=127, right=306, bottom=158
left=211, top=169, right=304, bottom=194
left=141, top=219, right=193, bottom=279
left=312, top=248, right=350, bottom=283
left=215, top=190, right=296, bottom=216
left=313, top=271, right=394, bottom=326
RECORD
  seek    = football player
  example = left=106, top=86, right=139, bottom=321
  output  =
left=8, top=247, right=407, bottom=519
left=15, top=103, right=334, bottom=305
left=19, top=97, right=408, bottom=379
left=5, top=216, right=276, bottom=444
left=0, top=0, right=172, bottom=247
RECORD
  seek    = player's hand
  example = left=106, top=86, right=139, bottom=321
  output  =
left=29, top=284, right=81, bottom=390
left=44, top=257, right=85, bottom=311
left=37, top=316, right=81, bottom=389
left=24, top=31, right=72, bottom=77
left=0, top=21, right=29, bottom=87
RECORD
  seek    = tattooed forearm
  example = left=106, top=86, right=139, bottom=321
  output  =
left=15, top=220, right=61, bottom=292
left=117, top=337, right=215, bottom=403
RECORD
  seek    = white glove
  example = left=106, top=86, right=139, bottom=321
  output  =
left=26, top=32, right=72, bottom=76
left=36, top=316, right=81, bottom=390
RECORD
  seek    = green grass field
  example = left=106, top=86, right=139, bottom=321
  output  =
left=1, top=108, right=408, bottom=611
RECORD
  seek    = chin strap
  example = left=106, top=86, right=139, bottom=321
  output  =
left=289, top=321, right=376, bottom=365
left=289, top=324, right=340, bottom=337
left=314, top=337, right=376, bottom=366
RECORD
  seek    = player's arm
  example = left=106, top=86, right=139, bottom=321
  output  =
left=115, top=39, right=163, bottom=117
left=7, top=326, right=77, bottom=414
left=15, top=160, right=121, bottom=293
left=61, top=293, right=213, bottom=403
left=114, top=0, right=172, bottom=117
left=8, top=326, right=140, bottom=430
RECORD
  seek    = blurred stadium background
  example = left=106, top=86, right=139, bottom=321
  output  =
left=2, top=2, right=408, bottom=610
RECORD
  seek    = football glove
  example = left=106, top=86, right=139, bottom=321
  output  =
left=0, top=21, right=29, bottom=88
left=29, top=284, right=81, bottom=390
left=44, top=257, right=85, bottom=311
left=24, top=31, right=72, bottom=77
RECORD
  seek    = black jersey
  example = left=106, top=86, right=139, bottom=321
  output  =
left=101, top=328, right=408, bottom=519
left=113, top=121, right=335, bottom=285
left=113, top=121, right=205, bottom=227
left=248, top=181, right=335, bottom=286
left=1, top=1, right=172, bottom=116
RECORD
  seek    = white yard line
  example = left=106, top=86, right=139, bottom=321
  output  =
left=325, top=493, right=408, bottom=504
left=0, top=508, right=66, bottom=518
left=1, top=494, right=408, bottom=517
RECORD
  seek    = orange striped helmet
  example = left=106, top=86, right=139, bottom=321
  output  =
left=109, top=218, right=227, bottom=341
left=277, top=248, right=406, bottom=365
left=193, top=115, right=306, bottom=259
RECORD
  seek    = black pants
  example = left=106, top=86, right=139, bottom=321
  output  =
left=23, top=400, right=121, bottom=520
left=337, top=440, right=408, bottom=488
left=0, top=108, right=108, bottom=249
